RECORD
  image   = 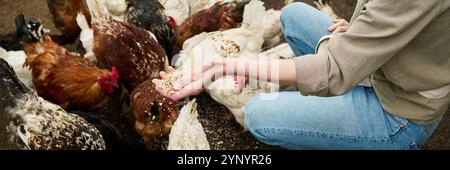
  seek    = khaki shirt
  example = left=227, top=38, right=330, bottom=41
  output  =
left=293, top=0, right=450, bottom=125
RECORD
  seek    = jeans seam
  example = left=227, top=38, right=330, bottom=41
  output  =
left=254, top=127, right=395, bottom=143
left=253, top=127, right=423, bottom=150
left=403, top=141, right=420, bottom=150
left=420, top=126, right=433, bottom=137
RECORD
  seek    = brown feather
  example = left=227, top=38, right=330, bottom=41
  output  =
left=23, top=35, right=114, bottom=111
left=92, top=17, right=168, bottom=90
left=130, top=80, right=179, bottom=144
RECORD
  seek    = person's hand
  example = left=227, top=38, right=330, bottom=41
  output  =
left=152, top=66, right=203, bottom=101
left=328, top=19, right=349, bottom=34
left=152, top=59, right=225, bottom=101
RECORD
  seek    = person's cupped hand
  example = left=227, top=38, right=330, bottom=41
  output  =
left=152, top=59, right=225, bottom=101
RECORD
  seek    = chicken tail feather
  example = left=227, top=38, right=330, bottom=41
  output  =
left=0, top=59, right=30, bottom=104
left=241, top=0, right=265, bottom=35
left=15, top=13, right=27, bottom=37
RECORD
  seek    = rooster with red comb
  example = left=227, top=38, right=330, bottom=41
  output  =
left=20, top=16, right=120, bottom=111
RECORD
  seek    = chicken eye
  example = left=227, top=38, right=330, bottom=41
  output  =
left=19, top=125, right=26, bottom=134
left=149, top=104, right=160, bottom=118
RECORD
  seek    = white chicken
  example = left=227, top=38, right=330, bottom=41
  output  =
left=175, top=0, right=266, bottom=129
left=262, top=9, right=283, bottom=50
left=168, top=99, right=210, bottom=150
left=0, top=48, right=33, bottom=89
left=175, top=0, right=265, bottom=70
left=158, top=0, right=221, bottom=26
left=207, top=43, right=295, bottom=129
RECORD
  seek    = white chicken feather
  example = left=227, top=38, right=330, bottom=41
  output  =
left=263, top=9, right=283, bottom=50
left=76, top=13, right=96, bottom=62
left=158, top=0, right=221, bottom=26
left=168, top=99, right=210, bottom=150
left=0, top=48, right=33, bottom=89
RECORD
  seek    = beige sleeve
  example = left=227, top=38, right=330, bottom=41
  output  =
left=293, top=0, right=443, bottom=96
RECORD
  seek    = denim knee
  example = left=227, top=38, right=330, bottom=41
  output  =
left=281, top=2, right=314, bottom=35
left=245, top=96, right=274, bottom=143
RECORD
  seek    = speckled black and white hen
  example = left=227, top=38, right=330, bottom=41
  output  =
left=126, top=0, right=176, bottom=59
left=0, top=58, right=105, bottom=150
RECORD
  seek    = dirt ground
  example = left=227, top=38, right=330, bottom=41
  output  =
left=0, top=0, right=448, bottom=150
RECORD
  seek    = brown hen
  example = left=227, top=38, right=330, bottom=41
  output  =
left=173, top=0, right=250, bottom=55
left=24, top=35, right=119, bottom=111
left=131, top=80, right=179, bottom=145
left=86, top=0, right=168, bottom=90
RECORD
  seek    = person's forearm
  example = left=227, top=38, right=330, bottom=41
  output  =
left=272, top=60, right=297, bottom=86
left=220, top=58, right=297, bottom=86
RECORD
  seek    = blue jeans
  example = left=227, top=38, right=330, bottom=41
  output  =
left=244, top=3, right=441, bottom=150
